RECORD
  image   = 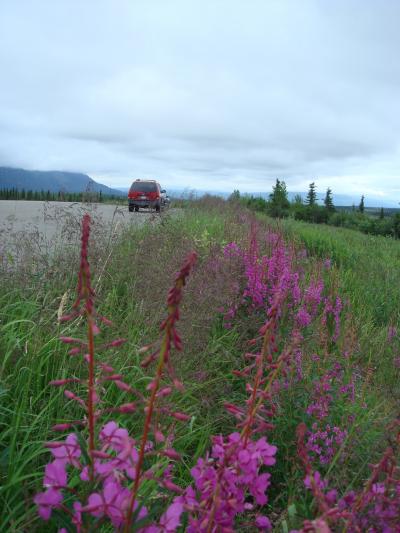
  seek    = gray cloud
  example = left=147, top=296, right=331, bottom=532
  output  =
left=1, top=0, right=400, bottom=202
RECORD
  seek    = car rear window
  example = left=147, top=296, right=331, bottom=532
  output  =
left=130, top=181, right=157, bottom=192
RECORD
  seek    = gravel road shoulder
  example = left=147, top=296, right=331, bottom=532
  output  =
left=0, top=200, right=166, bottom=241
left=0, top=200, right=178, bottom=271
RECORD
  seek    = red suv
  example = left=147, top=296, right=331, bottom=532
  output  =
left=128, top=180, right=162, bottom=212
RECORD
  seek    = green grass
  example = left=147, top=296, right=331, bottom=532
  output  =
left=1, top=201, right=399, bottom=531
left=278, top=217, right=400, bottom=323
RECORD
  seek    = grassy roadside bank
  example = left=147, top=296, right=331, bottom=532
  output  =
left=1, top=200, right=399, bottom=531
left=274, top=217, right=400, bottom=392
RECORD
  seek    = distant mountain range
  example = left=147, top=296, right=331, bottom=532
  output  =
left=0, top=167, right=124, bottom=196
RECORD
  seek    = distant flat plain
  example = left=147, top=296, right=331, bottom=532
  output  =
left=0, top=200, right=165, bottom=246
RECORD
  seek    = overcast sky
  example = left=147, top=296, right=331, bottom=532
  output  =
left=1, top=0, right=400, bottom=201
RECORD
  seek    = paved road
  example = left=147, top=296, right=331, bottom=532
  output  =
left=0, top=200, right=167, bottom=249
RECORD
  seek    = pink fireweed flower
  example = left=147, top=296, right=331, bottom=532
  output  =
left=296, top=307, right=312, bottom=328
left=43, top=460, right=67, bottom=488
left=100, top=421, right=132, bottom=454
left=223, top=242, right=242, bottom=257
left=322, top=296, right=343, bottom=342
left=304, top=471, right=327, bottom=491
left=304, top=279, right=324, bottom=315
left=72, top=501, right=83, bottom=531
left=46, top=433, right=81, bottom=467
left=256, top=515, right=272, bottom=530
left=34, top=487, right=63, bottom=520
left=159, top=501, right=184, bottom=531
left=84, top=481, right=145, bottom=527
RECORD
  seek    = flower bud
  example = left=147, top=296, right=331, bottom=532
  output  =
left=170, top=412, right=191, bottom=422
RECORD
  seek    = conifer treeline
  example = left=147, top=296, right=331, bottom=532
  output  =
left=0, top=188, right=122, bottom=202
left=230, top=180, right=400, bottom=239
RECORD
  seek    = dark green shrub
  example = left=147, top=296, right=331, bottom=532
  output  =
left=293, top=205, right=328, bottom=224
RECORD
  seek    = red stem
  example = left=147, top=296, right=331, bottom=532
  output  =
left=86, top=314, right=96, bottom=483
left=124, top=280, right=184, bottom=531
left=124, top=347, right=166, bottom=531
left=241, top=318, right=273, bottom=445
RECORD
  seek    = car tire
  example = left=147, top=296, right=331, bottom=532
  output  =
left=135, top=206, right=139, bottom=212
left=155, top=204, right=161, bottom=212
left=129, top=206, right=133, bottom=212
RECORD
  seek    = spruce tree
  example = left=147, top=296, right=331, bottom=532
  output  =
left=379, top=207, right=384, bottom=219
left=324, top=188, right=335, bottom=212
left=306, top=182, right=317, bottom=206
left=359, top=195, right=365, bottom=214
left=229, top=189, right=241, bottom=202
left=268, top=179, right=290, bottom=218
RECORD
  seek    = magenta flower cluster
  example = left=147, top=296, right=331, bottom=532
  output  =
left=222, top=226, right=331, bottom=339
left=298, top=449, right=400, bottom=533
left=35, top=423, right=150, bottom=528
left=170, top=432, right=276, bottom=532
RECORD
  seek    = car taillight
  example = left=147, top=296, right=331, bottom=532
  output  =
left=128, top=191, right=141, bottom=199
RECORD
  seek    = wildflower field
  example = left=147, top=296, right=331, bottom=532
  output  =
left=1, top=199, right=400, bottom=532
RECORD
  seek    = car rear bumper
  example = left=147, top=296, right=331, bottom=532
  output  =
left=128, top=199, right=159, bottom=208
